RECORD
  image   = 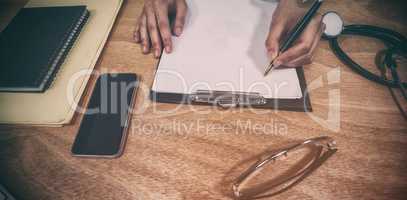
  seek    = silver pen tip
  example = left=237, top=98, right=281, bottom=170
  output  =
left=264, top=63, right=274, bottom=77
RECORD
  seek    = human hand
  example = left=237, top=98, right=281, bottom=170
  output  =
left=134, top=0, right=188, bottom=58
left=266, top=0, right=324, bottom=68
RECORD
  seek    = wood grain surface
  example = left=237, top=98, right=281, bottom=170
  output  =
left=1, top=0, right=406, bottom=199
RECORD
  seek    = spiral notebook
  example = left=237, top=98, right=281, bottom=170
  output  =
left=0, top=5, right=89, bottom=92
left=0, top=0, right=123, bottom=125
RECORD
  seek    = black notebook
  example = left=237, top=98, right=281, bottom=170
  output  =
left=0, top=6, right=89, bottom=92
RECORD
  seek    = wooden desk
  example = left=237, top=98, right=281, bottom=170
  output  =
left=0, top=0, right=406, bottom=199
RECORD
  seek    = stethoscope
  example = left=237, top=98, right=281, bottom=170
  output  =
left=321, top=12, right=407, bottom=117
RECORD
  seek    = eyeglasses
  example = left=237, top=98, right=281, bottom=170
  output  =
left=232, top=136, right=337, bottom=199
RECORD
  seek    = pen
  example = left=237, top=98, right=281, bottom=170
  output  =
left=264, top=0, right=324, bottom=76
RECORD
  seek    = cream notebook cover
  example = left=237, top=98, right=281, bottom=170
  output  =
left=0, top=0, right=122, bottom=125
left=152, top=0, right=303, bottom=99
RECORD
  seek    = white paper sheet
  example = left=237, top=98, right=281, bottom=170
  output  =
left=152, top=0, right=303, bottom=99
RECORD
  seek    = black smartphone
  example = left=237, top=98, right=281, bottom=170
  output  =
left=71, top=73, right=138, bottom=158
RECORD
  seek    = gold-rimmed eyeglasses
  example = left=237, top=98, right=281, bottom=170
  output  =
left=232, top=136, right=337, bottom=199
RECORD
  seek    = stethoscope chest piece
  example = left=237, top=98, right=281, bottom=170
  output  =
left=322, top=11, right=344, bottom=38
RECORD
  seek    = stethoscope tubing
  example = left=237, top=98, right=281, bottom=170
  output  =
left=327, top=24, right=407, bottom=88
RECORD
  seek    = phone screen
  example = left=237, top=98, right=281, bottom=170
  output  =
left=71, top=73, right=138, bottom=158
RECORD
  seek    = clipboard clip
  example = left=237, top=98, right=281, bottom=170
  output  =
left=189, top=90, right=267, bottom=108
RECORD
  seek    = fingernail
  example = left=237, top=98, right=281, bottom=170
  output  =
left=267, top=48, right=278, bottom=59
left=154, top=49, right=160, bottom=58
left=175, top=27, right=183, bottom=36
left=274, top=60, right=282, bottom=68
left=165, top=45, right=172, bottom=53
left=142, top=46, right=148, bottom=53
left=270, top=51, right=278, bottom=60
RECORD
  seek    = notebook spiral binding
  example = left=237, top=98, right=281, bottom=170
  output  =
left=41, top=9, right=90, bottom=91
left=0, top=184, right=15, bottom=200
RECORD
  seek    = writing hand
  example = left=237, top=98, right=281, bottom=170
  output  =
left=266, top=0, right=325, bottom=68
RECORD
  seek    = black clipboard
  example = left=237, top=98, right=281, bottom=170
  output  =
left=150, top=63, right=312, bottom=112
